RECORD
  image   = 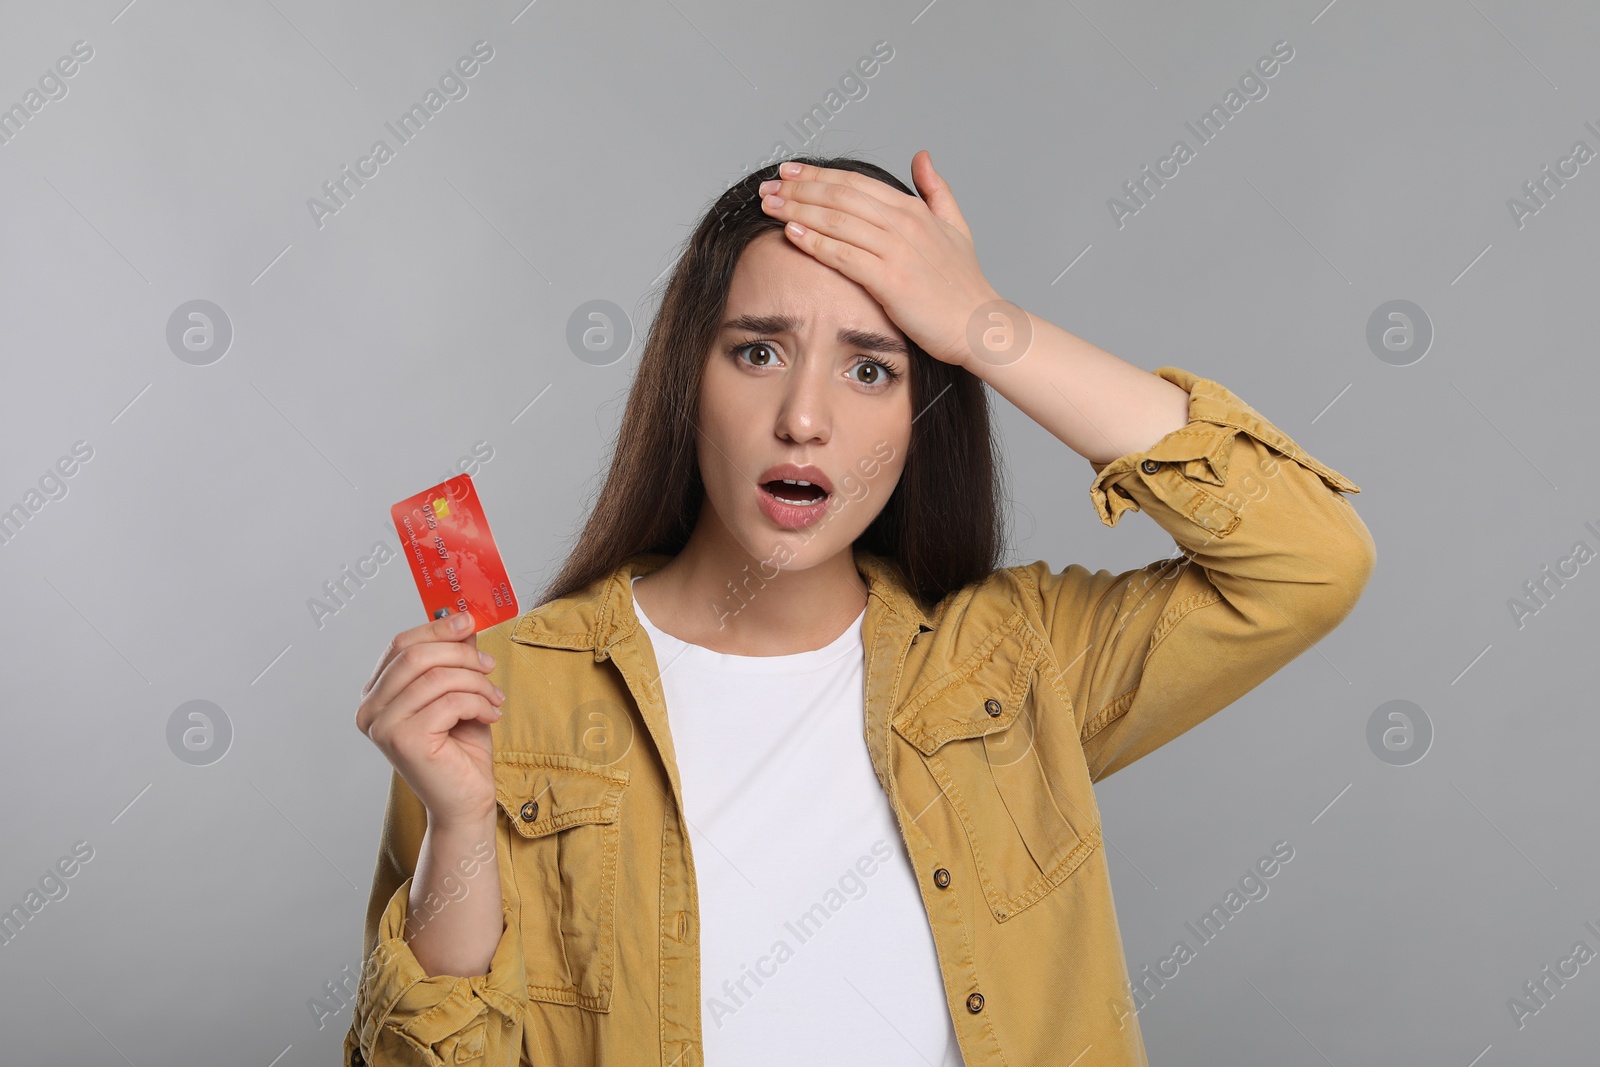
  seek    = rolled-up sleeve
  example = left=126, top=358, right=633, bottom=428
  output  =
left=345, top=771, right=527, bottom=1066
left=1018, top=366, right=1377, bottom=782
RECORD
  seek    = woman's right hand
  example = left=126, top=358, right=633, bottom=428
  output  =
left=356, top=612, right=506, bottom=828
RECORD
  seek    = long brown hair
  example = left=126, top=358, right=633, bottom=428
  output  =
left=538, top=154, right=1006, bottom=610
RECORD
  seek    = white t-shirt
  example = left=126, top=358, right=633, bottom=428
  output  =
left=632, top=576, right=964, bottom=1065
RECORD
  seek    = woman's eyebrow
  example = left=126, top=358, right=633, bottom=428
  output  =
left=720, top=313, right=910, bottom=357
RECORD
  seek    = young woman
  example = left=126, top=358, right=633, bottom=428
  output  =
left=348, top=153, right=1376, bottom=1067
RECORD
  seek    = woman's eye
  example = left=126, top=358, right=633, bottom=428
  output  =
left=849, top=358, right=899, bottom=386
left=734, top=342, right=780, bottom=367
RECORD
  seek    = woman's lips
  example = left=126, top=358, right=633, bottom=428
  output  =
left=756, top=480, right=832, bottom=530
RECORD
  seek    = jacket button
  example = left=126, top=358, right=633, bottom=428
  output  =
left=966, top=992, right=984, bottom=1013
left=350, top=1050, right=366, bottom=1066
left=519, top=800, right=539, bottom=822
left=1140, top=459, right=1161, bottom=474
left=983, top=698, right=1002, bottom=717
left=933, top=867, right=951, bottom=888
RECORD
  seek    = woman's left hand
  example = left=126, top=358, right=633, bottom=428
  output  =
left=758, top=151, right=1004, bottom=369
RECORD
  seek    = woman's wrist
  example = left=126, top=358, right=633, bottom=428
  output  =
left=425, top=803, right=499, bottom=841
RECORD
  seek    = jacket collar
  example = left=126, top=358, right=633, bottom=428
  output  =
left=508, top=545, right=934, bottom=658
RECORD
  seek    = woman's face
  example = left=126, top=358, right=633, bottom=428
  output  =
left=695, top=229, right=914, bottom=573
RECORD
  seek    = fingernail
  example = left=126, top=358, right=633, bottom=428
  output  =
left=781, top=161, right=802, bottom=176
left=492, top=684, right=505, bottom=700
left=452, top=612, right=472, bottom=632
left=479, top=651, right=496, bottom=669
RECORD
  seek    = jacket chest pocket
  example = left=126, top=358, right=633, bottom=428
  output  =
left=891, top=612, right=1099, bottom=923
left=494, top=753, right=629, bottom=1012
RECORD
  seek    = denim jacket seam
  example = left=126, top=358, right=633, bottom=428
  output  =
left=659, top=812, right=670, bottom=1061
left=389, top=1026, right=446, bottom=1067
left=1009, top=563, right=1048, bottom=628
left=514, top=629, right=593, bottom=651
left=497, top=750, right=631, bottom=780
left=400, top=985, right=487, bottom=1046
left=881, top=610, right=915, bottom=727
left=1171, top=474, right=1243, bottom=537
left=594, top=812, right=621, bottom=994
left=1009, top=563, right=1117, bottom=744
left=1186, top=407, right=1361, bottom=496
left=1079, top=589, right=1224, bottom=743
left=1081, top=687, right=1137, bottom=744
left=1148, top=589, right=1225, bottom=650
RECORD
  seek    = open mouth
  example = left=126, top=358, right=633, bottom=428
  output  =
left=761, top=478, right=829, bottom=506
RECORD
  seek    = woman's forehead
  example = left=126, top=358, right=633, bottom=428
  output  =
left=727, top=234, right=895, bottom=323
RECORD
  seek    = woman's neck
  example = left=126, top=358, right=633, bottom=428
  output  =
left=632, top=523, right=868, bottom=656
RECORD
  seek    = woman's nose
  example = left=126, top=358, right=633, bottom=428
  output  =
left=773, top=366, right=832, bottom=445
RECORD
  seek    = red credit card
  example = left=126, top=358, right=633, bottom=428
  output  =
left=389, top=473, right=518, bottom=633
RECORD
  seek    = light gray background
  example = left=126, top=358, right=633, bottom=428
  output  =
left=2, top=0, right=1596, bottom=1063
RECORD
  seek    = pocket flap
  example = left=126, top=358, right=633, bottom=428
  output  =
left=494, top=753, right=629, bottom=840
left=891, top=613, right=1046, bottom=756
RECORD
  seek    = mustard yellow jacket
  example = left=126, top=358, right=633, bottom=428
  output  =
left=346, top=366, right=1376, bottom=1066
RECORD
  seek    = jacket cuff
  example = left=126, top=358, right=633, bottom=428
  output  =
left=350, top=875, right=526, bottom=1062
left=1088, top=366, right=1361, bottom=529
